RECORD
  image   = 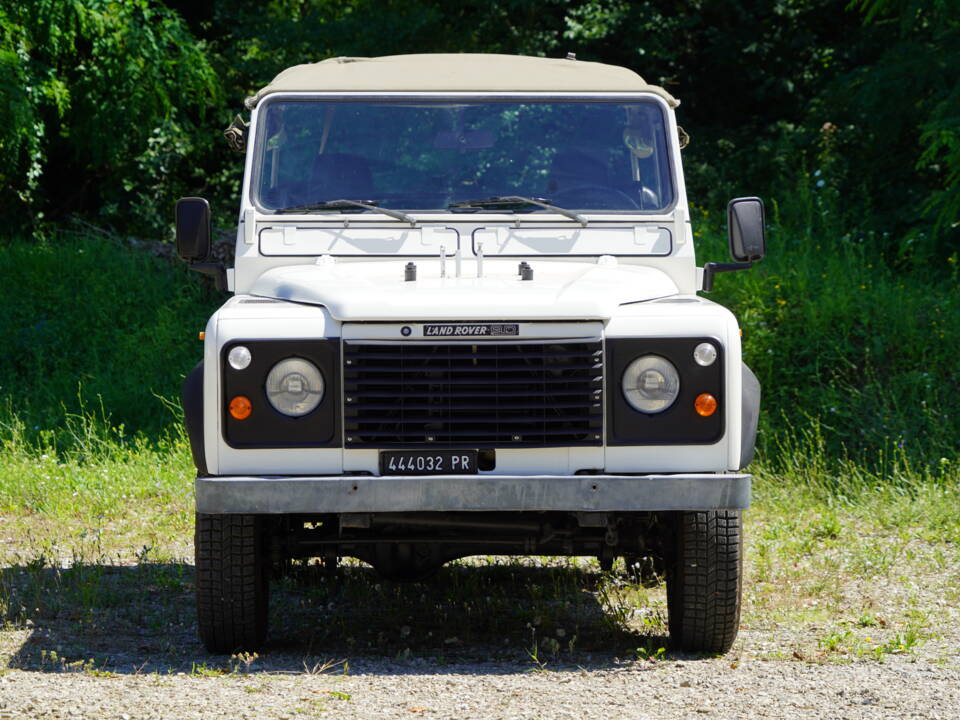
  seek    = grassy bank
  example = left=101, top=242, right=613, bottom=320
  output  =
left=0, top=233, right=221, bottom=440
left=694, top=208, right=960, bottom=467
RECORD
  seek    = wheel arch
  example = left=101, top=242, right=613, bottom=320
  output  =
left=739, top=363, right=761, bottom=469
left=182, top=361, right=207, bottom=476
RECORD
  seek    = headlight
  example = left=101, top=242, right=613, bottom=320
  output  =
left=265, top=358, right=324, bottom=416
left=622, top=355, right=680, bottom=413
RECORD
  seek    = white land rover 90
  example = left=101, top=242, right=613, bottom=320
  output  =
left=176, top=54, right=765, bottom=655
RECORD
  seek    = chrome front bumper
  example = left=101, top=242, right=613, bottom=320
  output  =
left=195, top=473, right=751, bottom=514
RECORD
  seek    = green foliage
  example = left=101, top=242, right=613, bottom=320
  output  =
left=0, top=0, right=219, bottom=234
left=1, top=0, right=957, bottom=258
left=810, top=0, right=960, bottom=261
left=0, top=406, right=193, bottom=518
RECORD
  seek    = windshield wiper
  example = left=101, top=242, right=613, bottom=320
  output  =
left=449, top=196, right=587, bottom=226
left=274, top=199, right=415, bottom=224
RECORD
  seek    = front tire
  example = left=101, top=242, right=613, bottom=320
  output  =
left=665, top=510, right=743, bottom=654
left=195, top=513, right=269, bottom=653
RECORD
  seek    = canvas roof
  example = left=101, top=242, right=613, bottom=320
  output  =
left=245, top=53, right=679, bottom=109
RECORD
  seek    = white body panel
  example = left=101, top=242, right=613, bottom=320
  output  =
left=248, top=259, right=678, bottom=321
left=472, top=225, right=672, bottom=256
left=259, top=224, right=459, bottom=256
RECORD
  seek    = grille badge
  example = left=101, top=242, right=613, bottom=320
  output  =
left=423, top=323, right=519, bottom=337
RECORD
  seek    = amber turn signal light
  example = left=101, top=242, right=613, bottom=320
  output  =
left=229, top=395, right=252, bottom=420
left=694, top=393, right=717, bottom=417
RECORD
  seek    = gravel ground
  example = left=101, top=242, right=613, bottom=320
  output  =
left=0, top=648, right=958, bottom=720
left=1, top=526, right=957, bottom=719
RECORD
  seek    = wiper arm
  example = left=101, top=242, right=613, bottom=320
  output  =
left=449, top=195, right=587, bottom=226
left=274, top=199, right=415, bottom=224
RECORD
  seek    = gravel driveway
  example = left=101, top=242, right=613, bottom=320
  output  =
left=1, top=647, right=958, bottom=720
left=2, top=526, right=958, bottom=720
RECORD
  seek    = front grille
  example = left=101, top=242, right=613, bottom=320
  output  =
left=343, top=339, right=603, bottom=447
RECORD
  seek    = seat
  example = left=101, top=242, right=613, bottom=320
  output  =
left=309, top=152, right=375, bottom=200
left=547, top=149, right=660, bottom=210
left=546, top=150, right=609, bottom=194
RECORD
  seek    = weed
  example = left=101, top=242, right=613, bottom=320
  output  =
left=302, top=658, right=347, bottom=675
left=526, top=628, right=550, bottom=673
left=632, top=643, right=666, bottom=661
left=295, top=699, right=328, bottom=715
left=190, top=661, right=226, bottom=677
left=881, top=628, right=924, bottom=655
left=818, top=629, right=851, bottom=654
left=229, top=652, right=259, bottom=674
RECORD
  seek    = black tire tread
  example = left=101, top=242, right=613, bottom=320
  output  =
left=195, top=513, right=268, bottom=653
left=667, top=510, right=742, bottom=654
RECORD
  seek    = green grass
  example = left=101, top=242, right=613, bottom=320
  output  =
left=0, top=232, right=221, bottom=440
left=0, top=407, right=194, bottom=544
left=694, top=209, right=960, bottom=466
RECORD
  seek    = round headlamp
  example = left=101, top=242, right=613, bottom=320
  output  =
left=622, top=355, right=680, bottom=414
left=265, top=358, right=324, bottom=417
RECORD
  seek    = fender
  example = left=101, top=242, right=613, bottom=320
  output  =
left=740, top=363, right=761, bottom=469
left=181, top=362, right=207, bottom=476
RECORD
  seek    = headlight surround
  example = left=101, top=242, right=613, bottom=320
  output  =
left=265, top=357, right=324, bottom=417
left=621, top=355, right=680, bottom=414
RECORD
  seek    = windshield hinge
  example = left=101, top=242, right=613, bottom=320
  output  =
left=224, top=115, right=248, bottom=153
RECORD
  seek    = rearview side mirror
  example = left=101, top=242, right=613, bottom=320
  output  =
left=727, top=197, right=766, bottom=263
left=176, top=197, right=227, bottom=291
left=176, top=197, right=211, bottom=261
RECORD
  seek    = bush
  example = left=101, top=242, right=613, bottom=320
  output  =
left=0, top=0, right=219, bottom=235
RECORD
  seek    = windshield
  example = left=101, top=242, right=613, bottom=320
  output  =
left=253, top=99, right=674, bottom=213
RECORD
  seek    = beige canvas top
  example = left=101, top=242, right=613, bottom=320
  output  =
left=245, top=53, right=679, bottom=109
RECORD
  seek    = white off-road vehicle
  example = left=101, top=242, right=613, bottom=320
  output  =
left=176, top=54, right=765, bottom=655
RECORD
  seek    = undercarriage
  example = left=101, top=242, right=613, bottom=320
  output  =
left=269, top=511, right=667, bottom=580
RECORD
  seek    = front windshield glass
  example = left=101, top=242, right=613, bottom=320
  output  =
left=254, top=99, right=674, bottom=213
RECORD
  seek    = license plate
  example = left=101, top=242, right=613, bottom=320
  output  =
left=380, top=450, right=478, bottom=475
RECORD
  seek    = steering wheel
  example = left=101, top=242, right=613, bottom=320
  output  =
left=550, top=183, right=642, bottom=210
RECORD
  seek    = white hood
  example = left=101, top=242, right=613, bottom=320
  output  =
left=249, top=259, right=678, bottom=321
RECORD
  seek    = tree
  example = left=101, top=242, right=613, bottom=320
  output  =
left=0, top=0, right=219, bottom=234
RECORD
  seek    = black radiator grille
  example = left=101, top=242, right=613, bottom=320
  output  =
left=343, top=340, right=603, bottom=447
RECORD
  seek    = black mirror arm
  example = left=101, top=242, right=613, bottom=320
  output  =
left=189, top=261, right=228, bottom=292
left=702, top=261, right=752, bottom=293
